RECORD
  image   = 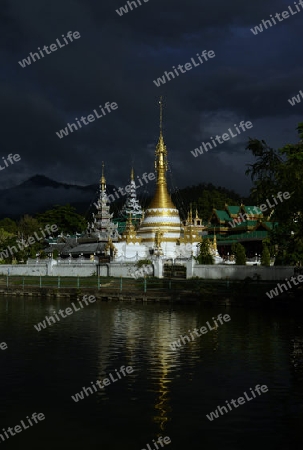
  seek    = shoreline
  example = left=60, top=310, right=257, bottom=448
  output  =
left=0, top=282, right=302, bottom=306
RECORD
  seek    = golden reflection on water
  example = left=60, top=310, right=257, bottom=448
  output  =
left=153, top=349, right=173, bottom=431
left=103, top=307, right=199, bottom=431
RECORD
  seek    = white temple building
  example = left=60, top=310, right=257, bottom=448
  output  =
left=112, top=99, right=202, bottom=262
left=121, top=168, right=143, bottom=221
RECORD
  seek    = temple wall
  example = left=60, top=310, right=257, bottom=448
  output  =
left=108, top=263, right=141, bottom=278
left=0, top=263, right=96, bottom=277
left=0, top=265, right=48, bottom=276
left=52, top=265, right=96, bottom=277
left=114, top=242, right=149, bottom=261
left=0, top=262, right=295, bottom=280
left=0, top=263, right=139, bottom=278
left=192, top=265, right=295, bottom=280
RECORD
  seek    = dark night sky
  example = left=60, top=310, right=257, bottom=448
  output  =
left=1, top=0, right=302, bottom=201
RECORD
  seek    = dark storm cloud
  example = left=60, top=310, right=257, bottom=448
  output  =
left=0, top=0, right=302, bottom=209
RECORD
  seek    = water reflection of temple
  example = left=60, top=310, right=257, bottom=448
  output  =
left=105, top=308, right=199, bottom=431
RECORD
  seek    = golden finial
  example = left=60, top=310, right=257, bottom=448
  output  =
left=159, top=96, right=163, bottom=135
left=131, top=167, right=134, bottom=181
left=213, top=227, right=217, bottom=251
left=189, top=203, right=193, bottom=222
left=100, top=161, right=106, bottom=187
left=148, top=98, right=175, bottom=209
left=196, top=208, right=199, bottom=219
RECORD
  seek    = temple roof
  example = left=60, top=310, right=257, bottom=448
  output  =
left=210, top=209, right=231, bottom=222
left=67, top=243, right=106, bottom=254
left=206, top=230, right=269, bottom=244
left=229, top=220, right=259, bottom=229
left=244, top=206, right=263, bottom=215
left=225, top=205, right=240, bottom=216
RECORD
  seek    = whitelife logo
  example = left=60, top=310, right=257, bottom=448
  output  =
left=0, top=342, right=8, bottom=351
left=250, top=1, right=303, bottom=35
left=0, top=412, right=45, bottom=444
left=0, top=153, right=21, bottom=172
left=153, top=50, right=215, bottom=87
left=140, top=436, right=171, bottom=450
left=191, top=121, right=253, bottom=158
left=229, top=192, right=291, bottom=228
left=116, top=0, right=150, bottom=16
left=18, top=31, right=81, bottom=68
left=266, top=274, right=303, bottom=299
left=34, top=295, right=96, bottom=331
left=169, top=314, right=231, bottom=350
left=71, top=366, right=134, bottom=402
left=131, top=264, right=153, bottom=279
left=0, top=223, right=58, bottom=261
left=55, top=102, right=118, bottom=139
left=93, top=171, right=155, bottom=206
left=206, top=385, right=269, bottom=421
left=229, top=207, right=259, bottom=228
left=288, top=88, right=303, bottom=106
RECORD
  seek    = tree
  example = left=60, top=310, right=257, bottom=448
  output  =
left=170, top=182, right=244, bottom=220
left=36, top=204, right=87, bottom=234
left=0, top=218, right=17, bottom=234
left=18, top=215, right=41, bottom=239
left=195, top=239, right=214, bottom=264
left=0, top=216, right=47, bottom=263
left=245, top=138, right=282, bottom=204
left=231, top=243, right=246, bottom=265
left=0, top=228, right=15, bottom=262
left=0, top=228, right=14, bottom=246
left=245, top=123, right=303, bottom=265
left=261, top=243, right=271, bottom=267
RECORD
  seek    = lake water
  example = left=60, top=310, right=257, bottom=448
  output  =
left=1, top=297, right=303, bottom=449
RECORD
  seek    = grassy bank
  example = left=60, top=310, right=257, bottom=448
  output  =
left=0, top=275, right=300, bottom=300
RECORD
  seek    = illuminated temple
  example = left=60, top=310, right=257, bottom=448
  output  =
left=113, top=99, right=200, bottom=261
left=48, top=100, right=271, bottom=269
left=51, top=99, right=200, bottom=263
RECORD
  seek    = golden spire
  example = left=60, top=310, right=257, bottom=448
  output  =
left=195, top=208, right=199, bottom=219
left=189, top=203, right=193, bottom=223
left=213, top=227, right=217, bottom=251
left=148, top=98, right=175, bottom=209
left=131, top=167, right=134, bottom=181
left=122, top=213, right=141, bottom=244
left=159, top=95, right=163, bottom=135
left=100, top=161, right=106, bottom=189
